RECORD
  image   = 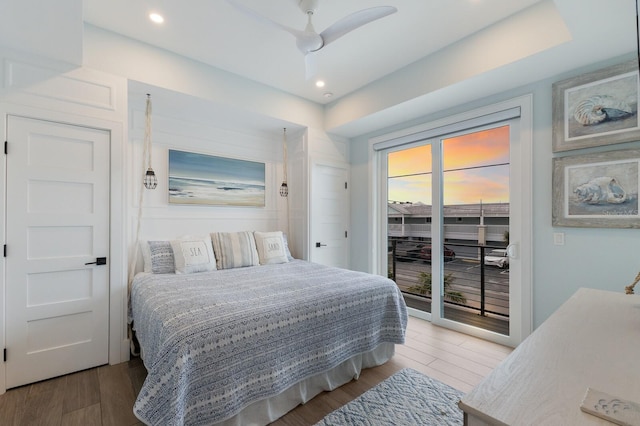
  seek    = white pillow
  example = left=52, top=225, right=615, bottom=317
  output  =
left=210, top=231, right=260, bottom=269
left=170, top=235, right=217, bottom=274
left=254, top=231, right=289, bottom=265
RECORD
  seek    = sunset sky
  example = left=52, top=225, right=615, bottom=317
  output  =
left=388, top=126, right=510, bottom=205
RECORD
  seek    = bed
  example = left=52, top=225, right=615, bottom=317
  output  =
left=129, top=252, right=407, bottom=426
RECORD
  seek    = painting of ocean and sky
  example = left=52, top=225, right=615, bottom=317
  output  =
left=168, top=149, right=265, bottom=207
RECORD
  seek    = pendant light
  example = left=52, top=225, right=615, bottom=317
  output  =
left=143, top=94, right=158, bottom=190
left=280, top=128, right=288, bottom=197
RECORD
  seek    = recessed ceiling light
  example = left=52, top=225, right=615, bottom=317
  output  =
left=315, top=80, right=325, bottom=88
left=149, top=13, right=165, bottom=24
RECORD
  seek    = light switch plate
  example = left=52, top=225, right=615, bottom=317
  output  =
left=553, top=232, right=564, bottom=245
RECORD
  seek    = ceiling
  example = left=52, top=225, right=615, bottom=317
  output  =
left=83, top=0, right=545, bottom=105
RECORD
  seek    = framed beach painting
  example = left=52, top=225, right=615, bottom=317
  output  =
left=552, top=59, right=640, bottom=152
left=552, top=148, right=640, bottom=228
left=168, top=149, right=265, bottom=207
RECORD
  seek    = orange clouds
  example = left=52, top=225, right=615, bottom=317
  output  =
left=387, top=126, right=510, bottom=205
left=443, top=126, right=510, bottom=171
left=388, top=145, right=431, bottom=177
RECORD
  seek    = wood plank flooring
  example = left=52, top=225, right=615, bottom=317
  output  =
left=0, top=316, right=511, bottom=425
left=273, top=316, right=512, bottom=425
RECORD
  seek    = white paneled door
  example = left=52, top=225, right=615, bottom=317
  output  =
left=310, top=162, right=349, bottom=269
left=5, top=116, right=110, bottom=388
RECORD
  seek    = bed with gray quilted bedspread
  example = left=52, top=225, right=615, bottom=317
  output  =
left=130, top=260, right=407, bottom=425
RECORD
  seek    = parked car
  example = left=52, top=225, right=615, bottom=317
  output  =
left=419, top=245, right=456, bottom=262
left=393, top=241, right=425, bottom=262
left=484, top=248, right=509, bottom=269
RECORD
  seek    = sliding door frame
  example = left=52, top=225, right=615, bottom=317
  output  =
left=369, top=95, right=533, bottom=347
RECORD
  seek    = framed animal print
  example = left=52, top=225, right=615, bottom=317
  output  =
left=552, top=60, right=640, bottom=152
left=552, top=148, right=640, bottom=228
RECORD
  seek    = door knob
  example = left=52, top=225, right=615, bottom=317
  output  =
left=85, top=257, right=107, bottom=265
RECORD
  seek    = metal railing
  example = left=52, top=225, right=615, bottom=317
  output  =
left=389, top=239, right=509, bottom=320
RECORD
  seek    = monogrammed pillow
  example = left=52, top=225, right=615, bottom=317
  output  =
left=170, top=235, right=217, bottom=274
left=254, top=231, right=289, bottom=265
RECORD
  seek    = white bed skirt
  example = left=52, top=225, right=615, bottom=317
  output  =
left=217, top=342, right=396, bottom=426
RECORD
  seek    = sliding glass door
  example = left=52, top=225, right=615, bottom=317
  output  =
left=387, top=144, right=433, bottom=314
left=377, top=97, right=532, bottom=346
left=439, top=125, right=511, bottom=334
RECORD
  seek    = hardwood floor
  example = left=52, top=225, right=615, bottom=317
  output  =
left=0, top=361, right=146, bottom=426
left=273, top=316, right=512, bottom=425
left=0, top=316, right=511, bottom=425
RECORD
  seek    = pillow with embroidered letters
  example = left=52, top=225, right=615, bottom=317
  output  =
left=254, top=231, right=289, bottom=265
left=170, top=235, right=217, bottom=274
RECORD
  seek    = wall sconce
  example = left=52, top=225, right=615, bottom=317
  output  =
left=280, top=182, right=288, bottom=197
left=144, top=168, right=158, bottom=189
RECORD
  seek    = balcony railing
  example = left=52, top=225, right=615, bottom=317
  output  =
left=388, top=238, right=509, bottom=335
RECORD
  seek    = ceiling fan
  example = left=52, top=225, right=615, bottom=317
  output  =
left=226, top=0, right=398, bottom=79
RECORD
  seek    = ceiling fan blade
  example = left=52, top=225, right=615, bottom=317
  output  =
left=226, top=0, right=305, bottom=40
left=304, top=53, right=318, bottom=80
left=320, top=6, right=397, bottom=47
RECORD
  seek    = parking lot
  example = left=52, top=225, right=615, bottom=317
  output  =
left=390, top=252, right=510, bottom=317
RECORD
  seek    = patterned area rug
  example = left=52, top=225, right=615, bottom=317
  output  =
left=314, top=368, right=464, bottom=426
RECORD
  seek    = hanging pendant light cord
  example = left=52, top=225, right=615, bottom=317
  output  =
left=126, top=95, right=154, bottom=354
left=283, top=128, right=290, bottom=239
left=283, top=128, right=288, bottom=184
left=129, top=95, right=153, bottom=291
left=144, top=94, right=153, bottom=173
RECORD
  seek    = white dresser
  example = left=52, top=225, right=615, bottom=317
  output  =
left=459, top=288, right=640, bottom=425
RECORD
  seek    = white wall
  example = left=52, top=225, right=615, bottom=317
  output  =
left=349, top=54, right=640, bottom=329
left=127, top=82, right=301, bottom=257
left=0, top=0, right=83, bottom=66
left=81, top=25, right=342, bottom=262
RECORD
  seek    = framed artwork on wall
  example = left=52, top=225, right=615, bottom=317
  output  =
left=552, top=148, right=640, bottom=228
left=552, top=60, right=640, bottom=152
left=168, top=149, right=265, bottom=207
